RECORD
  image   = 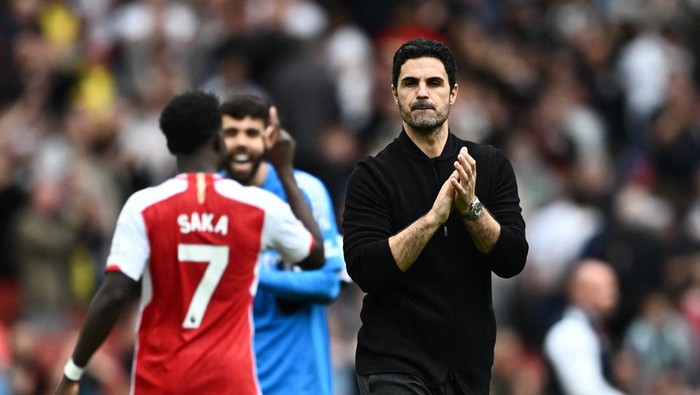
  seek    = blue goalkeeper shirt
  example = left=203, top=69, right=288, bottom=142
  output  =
left=254, top=165, right=346, bottom=395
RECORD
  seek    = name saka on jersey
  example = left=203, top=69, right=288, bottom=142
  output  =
left=178, top=212, right=229, bottom=235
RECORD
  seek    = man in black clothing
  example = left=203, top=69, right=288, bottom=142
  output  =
left=342, top=37, right=529, bottom=394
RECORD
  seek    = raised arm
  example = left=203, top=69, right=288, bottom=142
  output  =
left=389, top=172, right=455, bottom=271
left=450, top=147, right=501, bottom=253
left=265, top=107, right=324, bottom=270
left=343, top=161, right=457, bottom=292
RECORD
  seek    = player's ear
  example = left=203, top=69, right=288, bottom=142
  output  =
left=213, top=134, right=225, bottom=155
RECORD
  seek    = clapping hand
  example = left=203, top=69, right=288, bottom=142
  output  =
left=450, top=146, right=477, bottom=214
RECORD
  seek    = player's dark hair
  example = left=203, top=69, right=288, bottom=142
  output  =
left=220, top=94, right=270, bottom=126
left=159, top=90, right=222, bottom=155
left=392, top=37, right=457, bottom=90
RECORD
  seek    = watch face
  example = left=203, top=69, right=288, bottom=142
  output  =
left=467, top=201, right=482, bottom=220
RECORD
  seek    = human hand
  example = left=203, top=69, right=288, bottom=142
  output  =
left=431, top=170, right=456, bottom=224
left=265, top=106, right=295, bottom=171
left=450, top=147, right=477, bottom=214
left=54, top=377, right=79, bottom=395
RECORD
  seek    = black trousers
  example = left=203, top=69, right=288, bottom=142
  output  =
left=357, top=371, right=467, bottom=395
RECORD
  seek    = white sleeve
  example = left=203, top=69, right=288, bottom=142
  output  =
left=262, top=197, right=313, bottom=265
left=544, top=320, right=625, bottom=395
left=105, top=195, right=150, bottom=281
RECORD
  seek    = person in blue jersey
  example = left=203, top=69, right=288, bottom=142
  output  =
left=219, top=93, right=347, bottom=395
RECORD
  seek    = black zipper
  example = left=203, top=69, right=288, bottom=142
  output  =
left=432, top=160, right=458, bottom=371
left=431, top=161, right=448, bottom=238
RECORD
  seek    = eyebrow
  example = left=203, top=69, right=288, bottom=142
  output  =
left=223, top=127, right=262, bottom=133
left=399, top=76, right=445, bottom=85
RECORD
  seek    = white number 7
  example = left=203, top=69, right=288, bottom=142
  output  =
left=178, top=244, right=230, bottom=329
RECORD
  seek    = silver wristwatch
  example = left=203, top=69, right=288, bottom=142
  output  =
left=462, top=197, right=483, bottom=221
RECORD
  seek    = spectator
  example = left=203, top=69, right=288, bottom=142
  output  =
left=544, top=259, right=625, bottom=395
left=622, top=291, right=697, bottom=393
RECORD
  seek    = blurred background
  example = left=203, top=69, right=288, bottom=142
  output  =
left=1, top=0, right=700, bottom=394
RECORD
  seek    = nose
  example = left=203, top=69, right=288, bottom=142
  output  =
left=223, top=133, right=247, bottom=151
left=417, top=81, right=429, bottom=98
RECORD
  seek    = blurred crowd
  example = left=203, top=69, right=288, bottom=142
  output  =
left=1, top=0, right=700, bottom=394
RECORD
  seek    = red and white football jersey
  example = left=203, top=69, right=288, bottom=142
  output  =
left=105, top=173, right=313, bottom=395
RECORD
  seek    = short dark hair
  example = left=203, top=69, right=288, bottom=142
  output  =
left=159, top=90, right=222, bottom=155
left=392, top=37, right=457, bottom=90
left=220, top=94, right=270, bottom=126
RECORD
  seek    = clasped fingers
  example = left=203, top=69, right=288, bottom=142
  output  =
left=452, top=147, right=477, bottom=211
left=454, top=147, right=476, bottom=188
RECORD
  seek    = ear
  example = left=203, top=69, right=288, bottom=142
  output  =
left=391, top=84, right=398, bottom=105
left=213, top=134, right=224, bottom=155
left=212, top=133, right=226, bottom=153
left=449, top=83, right=459, bottom=105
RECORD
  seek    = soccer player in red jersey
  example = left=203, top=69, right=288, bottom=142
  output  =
left=54, top=90, right=324, bottom=395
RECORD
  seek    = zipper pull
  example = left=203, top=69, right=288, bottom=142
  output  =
left=443, top=225, right=448, bottom=237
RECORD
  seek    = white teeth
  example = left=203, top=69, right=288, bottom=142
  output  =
left=234, top=154, right=250, bottom=162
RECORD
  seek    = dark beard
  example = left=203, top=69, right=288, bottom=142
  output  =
left=408, top=117, right=444, bottom=134
left=400, top=101, right=448, bottom=134
left=222, top=154, right=264, bottom=185
left=402, top=111, right=448, bottom=134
